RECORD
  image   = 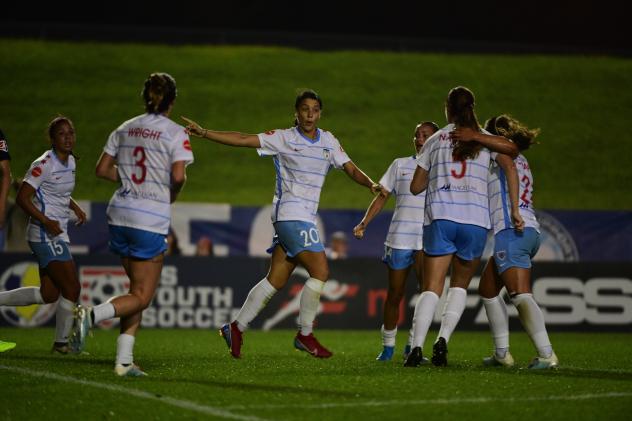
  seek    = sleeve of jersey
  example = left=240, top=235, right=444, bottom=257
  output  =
left=171, top=129, right=194, bottom=166
left=331, top=137, right=351, bottom=169
left=378, top=160, right=398, bottom=193
left=103, top=130, right=119, bottom=157
left=23, top=160, right=50, bottom=190
left=0, top=130, right=9, bottom=161
left=256, top=130, right=283, bottom=157
left=416, top=144, right=432, bottom=171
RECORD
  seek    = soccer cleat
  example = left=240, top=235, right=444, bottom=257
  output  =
left=403, top=344, right=412, bottom=361
left=403, top=346, right=428, bottom=367
left=219, top=322, right=243, bottom=358
left=528, top=352, right=559, bottom=369
left=114, top=363, right=148, bottom=377
left=0, top=340, right=16, bottom=353
left=376, top=346, right=395, bottom=361
left=51, top=342, right=72, bottom=355
left=69, top=305, right=92, bottom=354
left=294, top=332, right=333, bottom=358
left=431, top=337, right=448, bottom=366
left=483, top=351, right=515, bottom=367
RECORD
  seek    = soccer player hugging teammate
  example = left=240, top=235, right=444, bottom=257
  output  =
left=404, top=87, right=521, bottom=367
left=453, top=115, right=558, bottom=369
left=182, top=89, right=386, bottom=359
left=71, top=73, right=193, bottom=377
left=0, top=117, right=87, bottom=354
left=353, top=121, right=439, bottom=362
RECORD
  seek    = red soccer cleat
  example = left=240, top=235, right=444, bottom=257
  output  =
left=219, top=322, right=243, bottom=358
left=293, top=332, right=333, bottom=358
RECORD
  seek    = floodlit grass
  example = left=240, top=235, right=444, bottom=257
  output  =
left=1, top=39, right=631, bottom=209
left=1, top=328, right=631, bottom=420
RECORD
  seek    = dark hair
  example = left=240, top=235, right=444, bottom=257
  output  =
left=47, top=115, right=79, bottom=159
left=420, top=121, right=440, bottom=132
left=484, top=115, right=540, bottom=152
left=142, top=73, right=177, bottom=114
left=446, top=86, right=483, bottom=161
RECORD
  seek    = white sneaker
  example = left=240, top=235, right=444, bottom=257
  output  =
left=528, top=352, right=559, bottom=369
left=114, top=363, right=148, bottom=377
left=483, top=351, right=515, bottom=367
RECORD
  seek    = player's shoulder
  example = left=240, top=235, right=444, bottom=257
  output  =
left=116, top=114, right=145, bottom=131
left=28, top=150, right=55, bottom=175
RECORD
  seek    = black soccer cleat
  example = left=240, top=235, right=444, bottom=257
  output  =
left=431, top=337, right=448, bottom=366
left=403, top=346, right=425, bottom=367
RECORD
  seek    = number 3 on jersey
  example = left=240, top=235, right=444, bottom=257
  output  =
left=132, top=146, right=146, bottom=184
left=451, top=161, right=467, bottom=179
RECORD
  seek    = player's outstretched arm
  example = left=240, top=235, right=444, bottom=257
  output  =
left=353, top=191, right=390, bottom=239
left=181, top=116, right=261, bottom=148
left=342, top=161, right=387, bottom=197
left=410, top=165, right=429, bottom=195
left=451, top=127, right=519, bottom=158
left=495, top=154, right=525, bottom=232
left=95, top=152, right=119, bottom=183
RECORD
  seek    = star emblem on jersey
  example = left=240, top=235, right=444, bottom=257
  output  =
left=31, top=167, right=42, bottom=177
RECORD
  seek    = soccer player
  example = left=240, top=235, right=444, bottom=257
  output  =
left=353, top=121, right=439, bottom=361
left=0, top=129, right=17, bottom=352
left=404, top=87, right=522, bottom=367
left=0, top=117, right=87, bottom=354
left=453, top=115, right=558, bottom=369
left=71, top=73, right=193, bottom=376
left=182, top=89, right=385, bottom=359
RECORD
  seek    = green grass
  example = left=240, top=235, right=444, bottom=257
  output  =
left=1, top=328, right=631, bottom=420
left=1, top=39, right=631, bottom=209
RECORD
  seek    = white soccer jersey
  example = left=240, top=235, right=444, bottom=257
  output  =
left=379, top=156, right=425, bottom=250
left=488, top=153, right=540, bottom=234
left=257, top=127, right=350, bottom=224
left=23, top=150, right=76, bottom=243
left=416, top=124, right=494, bottom=229
left=104, top=113, right=194, bottom=235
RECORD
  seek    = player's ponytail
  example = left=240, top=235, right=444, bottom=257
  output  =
left=485, top=114, right=540, bottom=152
left=447, top=86, right=483, bottom=161
left=143, top=73, right=177, bottom=114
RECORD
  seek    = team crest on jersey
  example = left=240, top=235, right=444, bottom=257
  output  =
left=183, top=139, right=192, bottom=151
left=0, top=140, right=7, bottom=152
left=265, top=130, right=276, bottom=135
left=31, top=167, right=42, bottom=177
left=323, top=149, right=331, bottom=159
left=496, top=250, right=507, bottom=261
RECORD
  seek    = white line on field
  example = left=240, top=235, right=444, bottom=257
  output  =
left=224, top=391, right=632, bottom=410
left=0, top=365, right=267, bottom=421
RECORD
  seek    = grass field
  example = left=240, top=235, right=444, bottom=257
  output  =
left=1, top=39, right=631, bottom=209
left=1, top=328, right=631, bottom=420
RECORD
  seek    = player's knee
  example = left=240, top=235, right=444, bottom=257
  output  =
left=386, top=288, right=404, bottom=305
left=40, top=289, right=60, bottom=304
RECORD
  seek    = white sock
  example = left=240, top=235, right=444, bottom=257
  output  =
left=92, top=302, right=116, bottom=325
left=407, top=326, right=414, bottom=348
left=412, top=291, right=440, bottom=349
left=55, top=297, right=75, bottom=344
left=482, top=295, right=509, bottom=357
left=0, top=287, right=44, bottom=306
left=116, top=333, right=135, bottom=365
left=381, top=325, right=397, bottom=347
left=512, top=293, right=553, bottom=358
left=298, top=277, right=325, bottom=336
left=437, top=287, right=467, bottom=343
left=235, top=278, right=278, bottom=332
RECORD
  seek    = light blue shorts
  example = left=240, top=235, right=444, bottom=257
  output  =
left=28, top=240, right=73, bottom=268
left=109, top=225, right=167, bottom=259
left=423, top=220, right=488, bottom=261
left=382, top=246, right=419, bottom=270
left=494, top=227, right=540, bottom=274
left=268, top=221, right=325, bottom=257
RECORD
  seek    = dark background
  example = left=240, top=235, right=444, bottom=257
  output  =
left=1, top=1, right=629, bottom=54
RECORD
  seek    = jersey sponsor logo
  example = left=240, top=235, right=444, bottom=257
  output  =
left=0, top=140, right=7, bottom=152
left=183, top=139, right=192, bottom=151
left=31, top=167, right=42, bottom=177
left=265, top=130, right=276, bottom=135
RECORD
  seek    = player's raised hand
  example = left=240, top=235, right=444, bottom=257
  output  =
left=353, top=222, right=366, bottom=239
left=181, top=116, right=205, bottom=137
left=451, top=127, right=478, bottom=142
